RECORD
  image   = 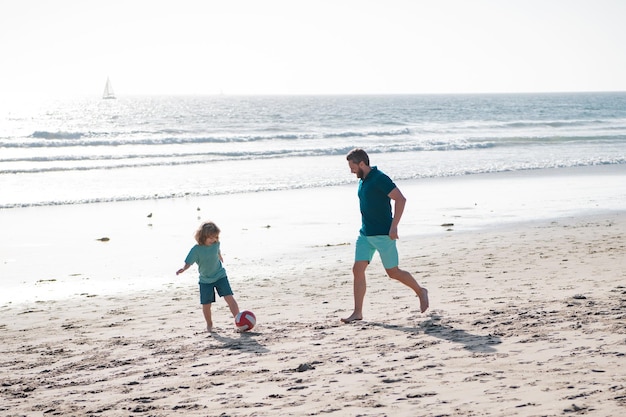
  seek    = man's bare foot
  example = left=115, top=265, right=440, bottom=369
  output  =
left=418, top=288, right=429, bottom=313
left=341, top=313, right=363, bottom=323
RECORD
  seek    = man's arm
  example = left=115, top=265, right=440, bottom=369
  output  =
left=388, top=187, right=406, bottom=240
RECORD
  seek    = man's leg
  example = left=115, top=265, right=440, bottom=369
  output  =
left=341, top=260, right=369, bottom=323
left=386, top=267, right=429, bottom=313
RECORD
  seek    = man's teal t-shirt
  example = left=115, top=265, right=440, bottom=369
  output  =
left=358, top=166, right=397, bottom=236
left=184, top=242, right=227, bottom=284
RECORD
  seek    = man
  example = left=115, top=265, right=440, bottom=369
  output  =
left=342, top=148, right=429, bottom=323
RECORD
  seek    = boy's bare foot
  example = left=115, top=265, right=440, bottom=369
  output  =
left=206, top=325, right=213, bottom=333
left=341, top=313, right=363, bottom=323
left=418, top=288, right=429, bottom=313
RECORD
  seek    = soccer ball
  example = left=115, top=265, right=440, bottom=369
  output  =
left=235, top=310, right=256, bottom=332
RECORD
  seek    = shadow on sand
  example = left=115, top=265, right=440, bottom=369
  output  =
left=367, top=313, right=501, bottom=353
left=210, top=331, right=270, bottom=354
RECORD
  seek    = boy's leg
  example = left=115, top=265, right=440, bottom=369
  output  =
left=202, top=303, right=213, bottom=332
left=215, top=277, right=239, bottom=318
left=199, top=283, right=216, bottom=332
left=224, top=295, right=240, bottom=318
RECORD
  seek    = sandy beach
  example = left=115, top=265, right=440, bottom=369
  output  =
left=0, top=164, right=626, bottom=417
left=2, top=183, right=625, bottom=416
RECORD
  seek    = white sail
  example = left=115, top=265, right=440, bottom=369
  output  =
left=102, top=77, right=116, bottom=99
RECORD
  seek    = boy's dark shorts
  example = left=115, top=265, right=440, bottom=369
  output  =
left=199, top=276, right=233, bottom=304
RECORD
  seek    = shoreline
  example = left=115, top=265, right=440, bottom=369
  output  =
left=1, top=163, right=625, bottom=306
left=1, top=162, right=625, bottom=211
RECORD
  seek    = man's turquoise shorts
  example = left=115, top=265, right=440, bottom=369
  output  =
left=355, top=233, right=399, bottom=269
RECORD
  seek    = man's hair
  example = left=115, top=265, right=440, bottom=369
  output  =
left=195, top=221, right=220, bottom=245
left=346, top=148, right=369, bottom=166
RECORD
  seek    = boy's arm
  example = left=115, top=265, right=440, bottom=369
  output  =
left=176, top=263, right=192, bottom=275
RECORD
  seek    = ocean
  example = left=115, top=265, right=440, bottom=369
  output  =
left=1, top=92, right=626, bottom=303
left=2, top=92, right=626, bottom=209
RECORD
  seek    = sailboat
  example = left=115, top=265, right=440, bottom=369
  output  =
left=102, top=77, right=116, bottom=99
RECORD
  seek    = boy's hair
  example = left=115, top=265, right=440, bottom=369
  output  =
left=346, top=148, right=370, bottom=166
left=195, top=221, right=220, bottom=245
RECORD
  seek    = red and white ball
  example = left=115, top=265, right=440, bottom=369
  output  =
left=235, top=310, right=256, bottom=332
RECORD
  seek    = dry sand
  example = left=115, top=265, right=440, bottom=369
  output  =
left=1, top=213, right=625, bottom=416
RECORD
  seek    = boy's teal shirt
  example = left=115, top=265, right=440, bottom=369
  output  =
left=184, top=242, right=227, bottom=284
left=358, top=166, right=397, bottom=236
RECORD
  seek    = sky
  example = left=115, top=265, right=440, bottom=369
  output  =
left=1, top=0, right=625, bottom=98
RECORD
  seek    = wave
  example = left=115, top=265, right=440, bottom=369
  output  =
left=497, top=119, right=612, bottom=129
left=0, top=141, right=500, bottom=174
left=30, top=131, right=84, bottom=139
left=3, top=133, right=626, bottom=174
left=4, top=116, right=616, bottom=141
left=2, top=160, right=624, bottom=210
left=2, top=127, right=624, bottom=150
left=323, top=128, right=411, bottom=138
left=5, top=131, right=328, bottom=147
